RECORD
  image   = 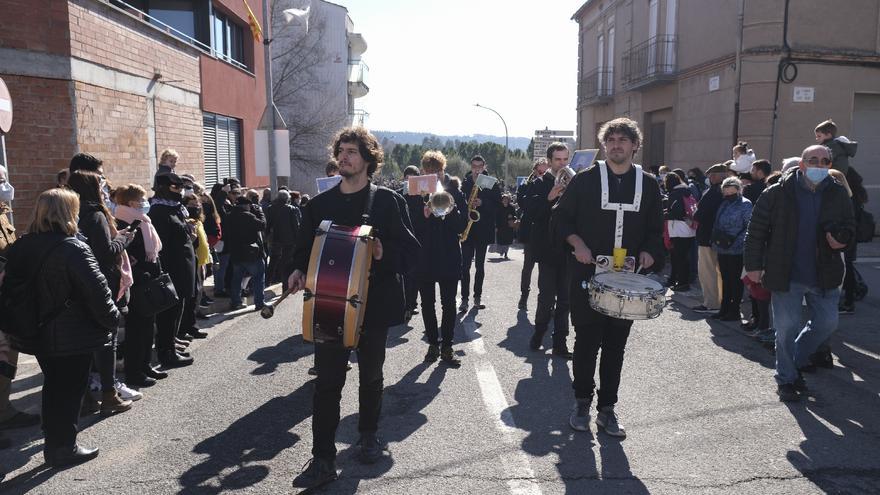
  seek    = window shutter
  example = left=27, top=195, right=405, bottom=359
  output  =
left=202, top=113, right=218, bottom=186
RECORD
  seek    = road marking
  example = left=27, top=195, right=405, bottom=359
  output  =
left=462, top=316, right=542, bottom=495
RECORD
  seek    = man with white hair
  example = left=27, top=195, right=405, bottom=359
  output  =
left=744, top=145, right=855, bottom=401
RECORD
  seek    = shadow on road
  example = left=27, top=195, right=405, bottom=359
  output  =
left=247, top=335, right=313, bottom=376
left=176, top=382, right=313, bottom=494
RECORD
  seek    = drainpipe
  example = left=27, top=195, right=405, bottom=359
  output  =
left=769, top=0, right=791, bottom=164
left=732, top=0, right=744, bottom=147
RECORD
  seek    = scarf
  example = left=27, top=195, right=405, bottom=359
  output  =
left=114, top=205, right=163, bottom=262
left=118, top=251, right=133, bottom=302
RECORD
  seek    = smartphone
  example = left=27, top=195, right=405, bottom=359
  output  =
left=128, top=219, right=142, bottom=230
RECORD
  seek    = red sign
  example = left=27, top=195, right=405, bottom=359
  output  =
left=0, top=77, right=11, bottom=134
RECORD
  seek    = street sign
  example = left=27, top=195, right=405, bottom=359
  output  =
left=0, top=77, right=12, bottom=134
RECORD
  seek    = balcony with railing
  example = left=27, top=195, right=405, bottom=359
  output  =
left=348, top=61, right=370, bottom=99
left=622, top=35, right=677, bottom=90
left=350, top=109, right=369, bottom=127
left=578, top=68, right=614, bottom=106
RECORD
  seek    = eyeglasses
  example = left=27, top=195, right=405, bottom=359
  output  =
left=805, top=157, right=831, bottom=166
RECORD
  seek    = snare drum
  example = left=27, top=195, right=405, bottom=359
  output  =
left=588, top=271, right=666, bottom=320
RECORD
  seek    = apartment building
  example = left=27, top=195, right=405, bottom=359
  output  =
left=272, top=0, right=369, bottom=194
left=532, top=128, right=575, bottom=161
left=0, top=0, right=268, bottom=226
left=573, top=0, right=880, bottom=223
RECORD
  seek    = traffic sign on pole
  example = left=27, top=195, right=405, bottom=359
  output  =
left=0, top=77, right=12, bottom=134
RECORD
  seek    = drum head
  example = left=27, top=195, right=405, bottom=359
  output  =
left=593, top=271, right=664, bottom=292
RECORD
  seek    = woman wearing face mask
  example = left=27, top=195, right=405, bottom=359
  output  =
left=67, top=171, right=139, bottom=413
left=711, top=177, right=753, bottom=321
left=113, top=184, right=168, bottom=386
left=178, top=194, right=209, bottom=341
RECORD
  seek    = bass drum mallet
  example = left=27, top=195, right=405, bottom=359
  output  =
left=260, top=289, right=294, bottom=319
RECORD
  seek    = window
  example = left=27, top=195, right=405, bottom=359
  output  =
left=212, top=10, right=246, bottom=69
left=203, top=112, right=241, bottom=186
left=111, top=0, right=210, bottom=47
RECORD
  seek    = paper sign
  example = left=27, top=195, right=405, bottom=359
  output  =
left=316, top=175, right=342, bottom=193
left=570, top=149, right=599, bottom=172
left=407, top=175, right=441, bottom=196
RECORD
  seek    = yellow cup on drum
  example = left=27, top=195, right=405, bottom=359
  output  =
left=613, top=248, right=627, bottom=271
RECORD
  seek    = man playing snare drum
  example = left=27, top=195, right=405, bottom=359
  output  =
left=554, top=117, right=665, bottom=438
left=288, top=127, right=419, bottom=490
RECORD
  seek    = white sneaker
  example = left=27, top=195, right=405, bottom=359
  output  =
left=88, top=372, right=102, bottom=392
left=115, top=380, right=143, bottom=401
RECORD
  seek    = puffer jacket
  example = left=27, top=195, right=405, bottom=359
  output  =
left=744, top=170, right=855, bottom=291
left=78, top=201, right=125, bottom=296
left=712, top=195, right=752, bottom=255
left=6, top=232, right=119, bottom=356
left=822, top=136, right=857, bottom=175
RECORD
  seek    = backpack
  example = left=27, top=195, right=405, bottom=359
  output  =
left=0, top=238, right=69, bottom=339
left=682, top=193, right=699, bottom=229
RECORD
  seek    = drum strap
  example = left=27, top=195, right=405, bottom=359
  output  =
left=598, top=162, right=643, bottom=249
left=361, top=183, right=378, bottom=226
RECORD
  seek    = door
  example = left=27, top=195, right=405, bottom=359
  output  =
left=646, top=121, right=666, bottom=168
left=852, top=93, right=880, bottom=233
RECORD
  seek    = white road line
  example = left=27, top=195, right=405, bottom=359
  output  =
left=463, top=317, right=542, bottom=495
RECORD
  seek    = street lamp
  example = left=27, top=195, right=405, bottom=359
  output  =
left=474, top=103, right=508, bottom=181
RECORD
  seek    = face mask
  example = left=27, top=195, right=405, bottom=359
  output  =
left=0, top=181, right=14, bottom=203
left=660, top=173, right=668, bottom=181
left=705, top=177, right=711, bottom=187
left=805, top=167, right=829, bottom=184
left=184, top=187, right=194, bottom=195
left=187, top=206, right=202, bottom=219
left=167, top=191, right=183, bottom=203
left=140, top=200, right=150, bottom=215
left=724, top=194, right=738, bottom=202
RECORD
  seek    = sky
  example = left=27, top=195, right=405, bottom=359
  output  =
left=339, top=0, right=584, bottom=139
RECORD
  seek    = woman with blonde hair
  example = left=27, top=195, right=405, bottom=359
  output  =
left=2, top=189, right=120, bottom=467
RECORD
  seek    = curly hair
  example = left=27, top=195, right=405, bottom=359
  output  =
left=420, top=150, right=447, bottom=173
left=597, top=117, right=643, bottom=148
left=330, top=126, right=384, bottom=177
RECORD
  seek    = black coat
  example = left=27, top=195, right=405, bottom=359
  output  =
left=224, top=201, right=267, bottom=263
left=266, top=202, right=301, bottom=246
left=516, top=178, right=537, bottom=242
left=694, top=183, right=723, bottom=247
left=527, top=173, right=565, bottom=264
left=7, top=232, right=119, bottom=356
left=149, top=203, right=196, bottom=298
left=495, top=204, right=517, bottom=246
left=461, top=172, right=502, bottom=245
left=78, top=201, right=125, bottom=296
left=744, top=171, right=855, bottom=291
left=410, top=184, right=467, bottom=283
left=742, top=178, right=766, bottom=205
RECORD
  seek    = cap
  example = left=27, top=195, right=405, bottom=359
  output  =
left=706, top=163, right=729, bottom=174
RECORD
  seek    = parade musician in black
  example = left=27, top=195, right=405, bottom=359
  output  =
left=288, top=127, right=419, bottom=490
left=459, top=155, right=502, bottom=311
left=555, top=117, right=664, bottom=439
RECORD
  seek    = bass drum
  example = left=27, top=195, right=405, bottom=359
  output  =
left=588, top=271, right=666, bottom=320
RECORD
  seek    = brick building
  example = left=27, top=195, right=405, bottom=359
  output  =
left=0, top=0, right=268, bottom=228
left=573, top=0, right=880, bottom=226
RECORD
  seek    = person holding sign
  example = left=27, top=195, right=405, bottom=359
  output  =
left=555, top=118, right=664, bottom=438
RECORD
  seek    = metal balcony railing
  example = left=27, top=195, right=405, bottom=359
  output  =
left=622, top=35, right=677, bottom=89
left=348, top=61, right=370, bottom=98
left=579, top=68, right=614, bottom=105
left=350, top=109, right=369, bottom=127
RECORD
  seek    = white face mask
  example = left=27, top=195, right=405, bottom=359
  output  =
left=0, top=181, right=14, bottom=203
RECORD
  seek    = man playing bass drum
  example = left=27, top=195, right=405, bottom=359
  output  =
left=288, top=127, right=419, bottom=491
left=554, top=118, right=665, bottom=439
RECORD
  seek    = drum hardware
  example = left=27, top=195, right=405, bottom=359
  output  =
left=555, top=166, right=576, bottom=187
left=588, top=271, right=666, bottom=320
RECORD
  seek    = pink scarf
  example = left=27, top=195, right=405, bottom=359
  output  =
left=114, top=205, right=163, bottom=262
left=118, top=251, right=133, bottom=302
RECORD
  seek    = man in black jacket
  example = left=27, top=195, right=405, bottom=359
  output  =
left=555, top=118, right=664, bottom=438
left=288, top=127, right=419, bottom=490
left=743, top=159, right=770, bottom=204
left=692, top=163, right=728, bottom=313
left=459, top=155, right=502, bottom=311
left=744, top=145, right=855, bottom=402
left=225, top=192, right=267, bottom=311
left=526, top=143, right=572, bottom=358
left=516, top=158, right=548, bottom=309
left=265, top=190, right=300, bottom=292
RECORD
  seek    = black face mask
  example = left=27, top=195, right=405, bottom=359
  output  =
left=187, top=206, right=202, bottom=219
left=724, top=194, right=738, bottom=202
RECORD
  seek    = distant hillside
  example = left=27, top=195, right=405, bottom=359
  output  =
left=374, top=131, right=531, bottom=151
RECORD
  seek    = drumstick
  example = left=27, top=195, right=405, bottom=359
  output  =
left=260, top=289, right=295, bottom=319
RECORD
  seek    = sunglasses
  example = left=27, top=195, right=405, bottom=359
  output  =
left=805, top=157, right=831, bottom=166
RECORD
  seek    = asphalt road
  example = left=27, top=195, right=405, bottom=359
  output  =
left=3, top=244, right=880, bottom=494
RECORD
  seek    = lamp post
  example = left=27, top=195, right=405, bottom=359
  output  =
left=474, top=103, right=508, bottom=182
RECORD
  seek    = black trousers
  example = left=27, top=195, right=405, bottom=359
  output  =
left=572, top=306, right=633, bottom=410
left=842, top=245, right=857, bottom=305
left=669, top=237, right=693, bottom=285
left=179, top=294, right=199, bottom=337
left=404, top=271, right=419, bottom=312
left=312, top=325, right=389, bottom=461
left=36, top=353, right=92, bottom=449
left=419, top=279, right=458, bottom=346
left=94, top=333, right=117, bottom=392
left=269, top=243, right=296, bottom=290
left=461, top=240, right=489, bottom=301
left=535, top=260, right=570, bottom=346
left=717, top=253, right=744, bottom=317
left=124, top=313, right=156, bottom=378
left=520, top=243, right=536, bottom=296
left=155, top=298, right=185, bottom=353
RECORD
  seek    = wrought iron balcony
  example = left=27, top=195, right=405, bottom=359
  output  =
left=348, top=61, right=370, bottom=99
left=622, top=35, right=677, bottom=90
left=578, top=68, right=614, bottom=106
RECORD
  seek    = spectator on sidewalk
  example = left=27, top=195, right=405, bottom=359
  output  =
left=744, top=145, right=855, bottom=402
left=692, top=163, right=728, bottom=314
left=265, top=189, right=301, bottom=293
left=711, top=177, right=752, bottom=322
left=224, top=192, right=267, bottom=311
left=663, top=173, right=697, bottom=292
left=4, top=188, right=120, bottom=467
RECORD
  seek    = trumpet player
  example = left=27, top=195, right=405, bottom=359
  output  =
left=411, top=151, right=468, bottom=365
left=459, top=155, right=502, bottom=312
left=516, top=158, right=549, bottom=309
left=526, top=142, right=573, bottom=359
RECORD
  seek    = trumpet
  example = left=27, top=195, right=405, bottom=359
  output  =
left=555, top=166, right=576, bottom=187
left=460, top=174, right=498, bottom=242
left=425, top=190, right=455, bottom=218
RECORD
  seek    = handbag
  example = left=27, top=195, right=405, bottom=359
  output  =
left=128, top=261, right=179, bottom=316
left=711, top=225, right=745, bottom=249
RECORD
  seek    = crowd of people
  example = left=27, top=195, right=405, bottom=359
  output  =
left=0, top=117, right=873, bottom=489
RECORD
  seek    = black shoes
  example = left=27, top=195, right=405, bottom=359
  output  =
left=126, top=375, right=157, bottom=388
left=692, top=305, right=716, bottom=314
left=458, top=300, right=469, bottom=313
left=425, top=344, right=440, bottom=363
left=474, top=297, right=486, bottom=310
left=0, top=410, right=41, bottom=431
left=159, top=350, right=194, bottom=368
left=44, top=444, right=99, bottom=468
left=440, top=346, right=461, bottom=367
left=529, top=331, right=543, bottom=351
left=358, top=432, right=387, bottom=464
left=551, top=347, right=573, bottom=360
left=185, top=330, right=208, bottom=339
left=144, top=366, right=169, bottom=380
left=292, top=457, right=339, bottom=489
left=777, top=383, right=800, bottom=402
